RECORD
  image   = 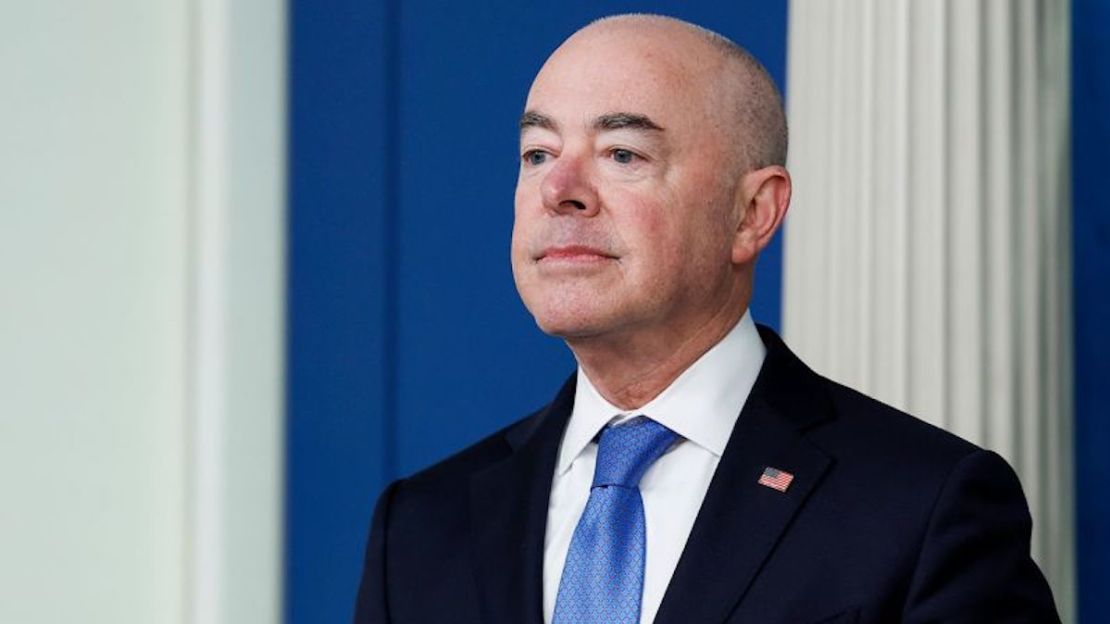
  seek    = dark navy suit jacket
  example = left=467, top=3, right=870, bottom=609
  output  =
left=354, top=326, right=1059, bottom=623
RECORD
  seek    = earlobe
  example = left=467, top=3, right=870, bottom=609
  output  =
left=731, top=166, right=791, bottom=265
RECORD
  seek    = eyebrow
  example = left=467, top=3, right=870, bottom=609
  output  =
left=519, top=110, right=557, bottom=132
left=518, top=110, right=666, bottom=134
left=593, top=112, right=665, bottom=132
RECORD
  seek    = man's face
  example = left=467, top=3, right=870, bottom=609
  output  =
left=511, top=26, right=742, bottom=343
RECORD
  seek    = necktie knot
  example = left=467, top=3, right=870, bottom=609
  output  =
left=592, top=416, right=679, bottom=488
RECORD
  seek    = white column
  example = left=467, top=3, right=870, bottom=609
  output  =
left=784, top=1, right=1073, bottom=619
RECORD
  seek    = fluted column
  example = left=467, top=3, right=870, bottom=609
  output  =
left=784, top=1, right=1073, bottom=618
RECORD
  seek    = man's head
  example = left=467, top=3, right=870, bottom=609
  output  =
left=510, top=15, right=791, bottom=350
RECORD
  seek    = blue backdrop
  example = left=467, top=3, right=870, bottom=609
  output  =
left=1072, top=1, right=1110, bottom=621
left=286, top=3, right=787, bottom=623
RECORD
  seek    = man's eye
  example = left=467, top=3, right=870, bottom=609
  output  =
left=611, top=149, right=637, bottom=164
left=523, top=150, right=549, bottom=166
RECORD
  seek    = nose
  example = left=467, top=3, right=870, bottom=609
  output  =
left=540, top=154, right=600, bottom=217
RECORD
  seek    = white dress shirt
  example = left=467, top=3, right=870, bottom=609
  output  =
left=542, top=311, right=767, bottom=624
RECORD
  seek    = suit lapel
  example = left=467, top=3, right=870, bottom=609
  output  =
left=654, top=326, right=836, bottom=624
left=468, top=376, right=575, bottom=624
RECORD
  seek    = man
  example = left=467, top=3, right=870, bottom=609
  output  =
left=355, top=14, right=1059, bottom=624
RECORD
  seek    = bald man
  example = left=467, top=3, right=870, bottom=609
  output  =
left=354, top=15, right=1059, bottom=624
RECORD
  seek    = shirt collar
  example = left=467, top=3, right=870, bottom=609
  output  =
left=556, top=311, right=767, bottom=476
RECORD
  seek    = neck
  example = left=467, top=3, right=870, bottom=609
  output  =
left=567, top=290, right=750, bottom=410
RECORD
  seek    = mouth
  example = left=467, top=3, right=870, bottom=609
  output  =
left=536, top=245, right=618, bottom=263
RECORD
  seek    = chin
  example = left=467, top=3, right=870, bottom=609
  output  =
left=525, top=296, right=622, bottom=340
left=515, top=275, right=631, bottom=339
left=541, top=324, right=609, bottom=341
left=530, top=309, right=603, bottom=339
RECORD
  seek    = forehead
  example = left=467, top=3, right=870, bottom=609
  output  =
left=524, top=27, right=722, bottom=132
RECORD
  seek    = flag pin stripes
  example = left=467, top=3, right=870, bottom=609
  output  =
left=758, top=467, right=794, bottom=492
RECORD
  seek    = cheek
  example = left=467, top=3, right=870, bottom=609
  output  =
left=607, top=186, right=670, bottom=236
left=643, top=211, right=731, bottom=284
left=511, top=185, right=540, bottom=255
left=512, top=187, right=529, bottom=225
left=621, top=215, right=691, bottom=294
left=601, top=191, right=682, bottom=273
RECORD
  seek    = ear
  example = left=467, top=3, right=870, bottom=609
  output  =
left=731, top=165, right=791, bottom=265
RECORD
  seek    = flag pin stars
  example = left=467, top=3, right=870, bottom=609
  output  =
left=758, top=467, right=794, bottom=492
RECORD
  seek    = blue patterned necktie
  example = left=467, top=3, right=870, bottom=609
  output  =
left=552, top=416, right=680, bottom=624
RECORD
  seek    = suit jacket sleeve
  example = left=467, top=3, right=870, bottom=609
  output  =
left=353, top=480, right=400, bottom=624
left=903, top=449, right=1060, bottom=623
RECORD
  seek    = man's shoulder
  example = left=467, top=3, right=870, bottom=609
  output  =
left=805, top=374, right=993, bottom=502
left=395, top=406, right=544, bottom=490
left=830, top=377, right=976, bottom=444
left=381, top=374, right=575, bottom=516
left=756, top=324, right=981, bottom=470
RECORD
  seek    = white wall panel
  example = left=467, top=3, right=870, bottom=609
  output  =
left=0, top=3, right=190, bottom=622
left=0, top=1, right=284, bottom=622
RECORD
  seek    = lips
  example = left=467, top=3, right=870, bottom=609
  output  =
left=537, top=245, right=617, bottom=261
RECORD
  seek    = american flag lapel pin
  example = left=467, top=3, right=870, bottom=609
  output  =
left=758, top=466, right=795, bottom=492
